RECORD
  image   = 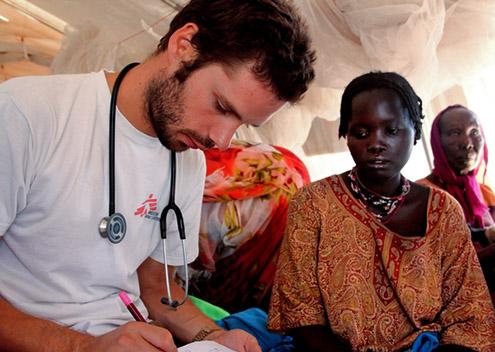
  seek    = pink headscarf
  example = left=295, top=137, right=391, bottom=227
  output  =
left=431, top=104, right=489, bottom=228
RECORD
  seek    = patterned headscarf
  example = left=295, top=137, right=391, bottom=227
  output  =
left=430, top=104, right=489, bottom=228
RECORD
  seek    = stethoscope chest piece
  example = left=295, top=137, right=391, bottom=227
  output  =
left=99, top=213, right=127, bottom=244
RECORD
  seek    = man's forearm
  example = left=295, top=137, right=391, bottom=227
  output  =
left=143, top=289, right=221, bottom=343
left=138, top=260, right=222, bottom=344
left=0, top=298, right=92, bottom=352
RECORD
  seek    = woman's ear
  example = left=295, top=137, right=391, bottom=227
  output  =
left=414, top=128, right=421, bottom=145
left=167, top=22, right=199, bottom=64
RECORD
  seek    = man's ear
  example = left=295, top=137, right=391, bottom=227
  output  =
left=167, top=23, right=199, bottom=64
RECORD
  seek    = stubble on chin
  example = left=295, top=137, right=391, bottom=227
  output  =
left=144, top=72, right=185, bottom=151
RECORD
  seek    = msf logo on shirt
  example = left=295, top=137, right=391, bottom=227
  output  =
left=134, top=194, right=160, bottom=222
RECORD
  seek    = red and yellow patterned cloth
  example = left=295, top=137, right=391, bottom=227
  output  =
left=268, top=175, right=495, bottom=351
left=189, top=140, right=310, bottom=312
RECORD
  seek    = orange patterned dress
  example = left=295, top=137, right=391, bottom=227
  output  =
left=268, top=174, right=495, bottom=351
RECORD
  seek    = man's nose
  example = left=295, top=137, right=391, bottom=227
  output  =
left=210, top=121, right=241, bottom=150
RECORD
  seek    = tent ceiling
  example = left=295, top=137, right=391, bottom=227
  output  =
left=29, top=0, right=182, bottom=40
left=1, top=0, right=494, bottom=151
left=0, top=0, right=63, bottom=80
left=0, top=0, right=186, bottom=81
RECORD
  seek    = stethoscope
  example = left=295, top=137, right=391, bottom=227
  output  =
left=98, top=62, right=189, bottom=308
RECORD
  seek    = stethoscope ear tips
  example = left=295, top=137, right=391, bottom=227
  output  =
left=99, top=213, right=127, bottom=244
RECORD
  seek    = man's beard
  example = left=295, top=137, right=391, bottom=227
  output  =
left=144, top=68, right=215, bottom=152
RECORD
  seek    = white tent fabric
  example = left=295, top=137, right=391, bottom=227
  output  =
left=47, top=0, right=495, bottom=150
left=237, top=0, right=495, bottom=148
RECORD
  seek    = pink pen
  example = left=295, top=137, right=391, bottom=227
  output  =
left=119, top=291, right=146, bottom=322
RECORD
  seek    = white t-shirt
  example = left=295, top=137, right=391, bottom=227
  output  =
left=0, top=71, right=205, bottom=335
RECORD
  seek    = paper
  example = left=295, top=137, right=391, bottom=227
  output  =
left=178, top=340, right=236, bottom=352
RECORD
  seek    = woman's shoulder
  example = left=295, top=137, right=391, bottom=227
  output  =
left=409, top=182, right=461, bottom=223
left=291, top=174, right=340, bottom=206
left=409, top=180, right=431, bottom=198
left=422, top=184, right=459, bottom=210
left=425, top=187, right=470, bottom=238
left=416, top=174, right=445, bottom=190
left=300, top=174, right=338, bottom=193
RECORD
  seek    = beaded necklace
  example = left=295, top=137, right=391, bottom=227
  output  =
left=347, top=167, right=411, bottom=222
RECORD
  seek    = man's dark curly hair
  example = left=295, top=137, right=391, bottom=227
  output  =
left=156, top=0, right=316, bottom=103
left=339, top=71, right=424, bottom=142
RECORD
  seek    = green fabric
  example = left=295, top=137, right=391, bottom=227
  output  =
left=189, top=295, right=230, bottom=320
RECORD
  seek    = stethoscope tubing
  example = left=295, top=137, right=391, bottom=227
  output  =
left=102, top=62, right=188, bottom=308
left=108, top=62, right=139, bottom=216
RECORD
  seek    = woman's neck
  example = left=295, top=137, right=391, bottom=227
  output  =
left=355, top=171, right=403, bottom=197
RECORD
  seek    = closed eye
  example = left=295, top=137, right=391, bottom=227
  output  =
left=386, top=127, right=399, bottom=135
left=215, top=97, right=244, bottom=123
left=216, top=100, right=229, bottom=114
left=351, top=128, right=368, bottom=138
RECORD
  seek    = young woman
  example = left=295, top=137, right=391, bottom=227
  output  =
left=268, top=72, right=495, bottom=351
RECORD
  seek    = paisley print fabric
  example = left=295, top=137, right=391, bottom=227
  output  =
left=268, top=174, right=495, bottom=351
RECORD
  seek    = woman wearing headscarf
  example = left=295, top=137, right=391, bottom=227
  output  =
left=417, top=105, right=495, bottom=300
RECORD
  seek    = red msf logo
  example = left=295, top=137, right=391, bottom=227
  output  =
left=134, top=194, right=158, bottom=217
